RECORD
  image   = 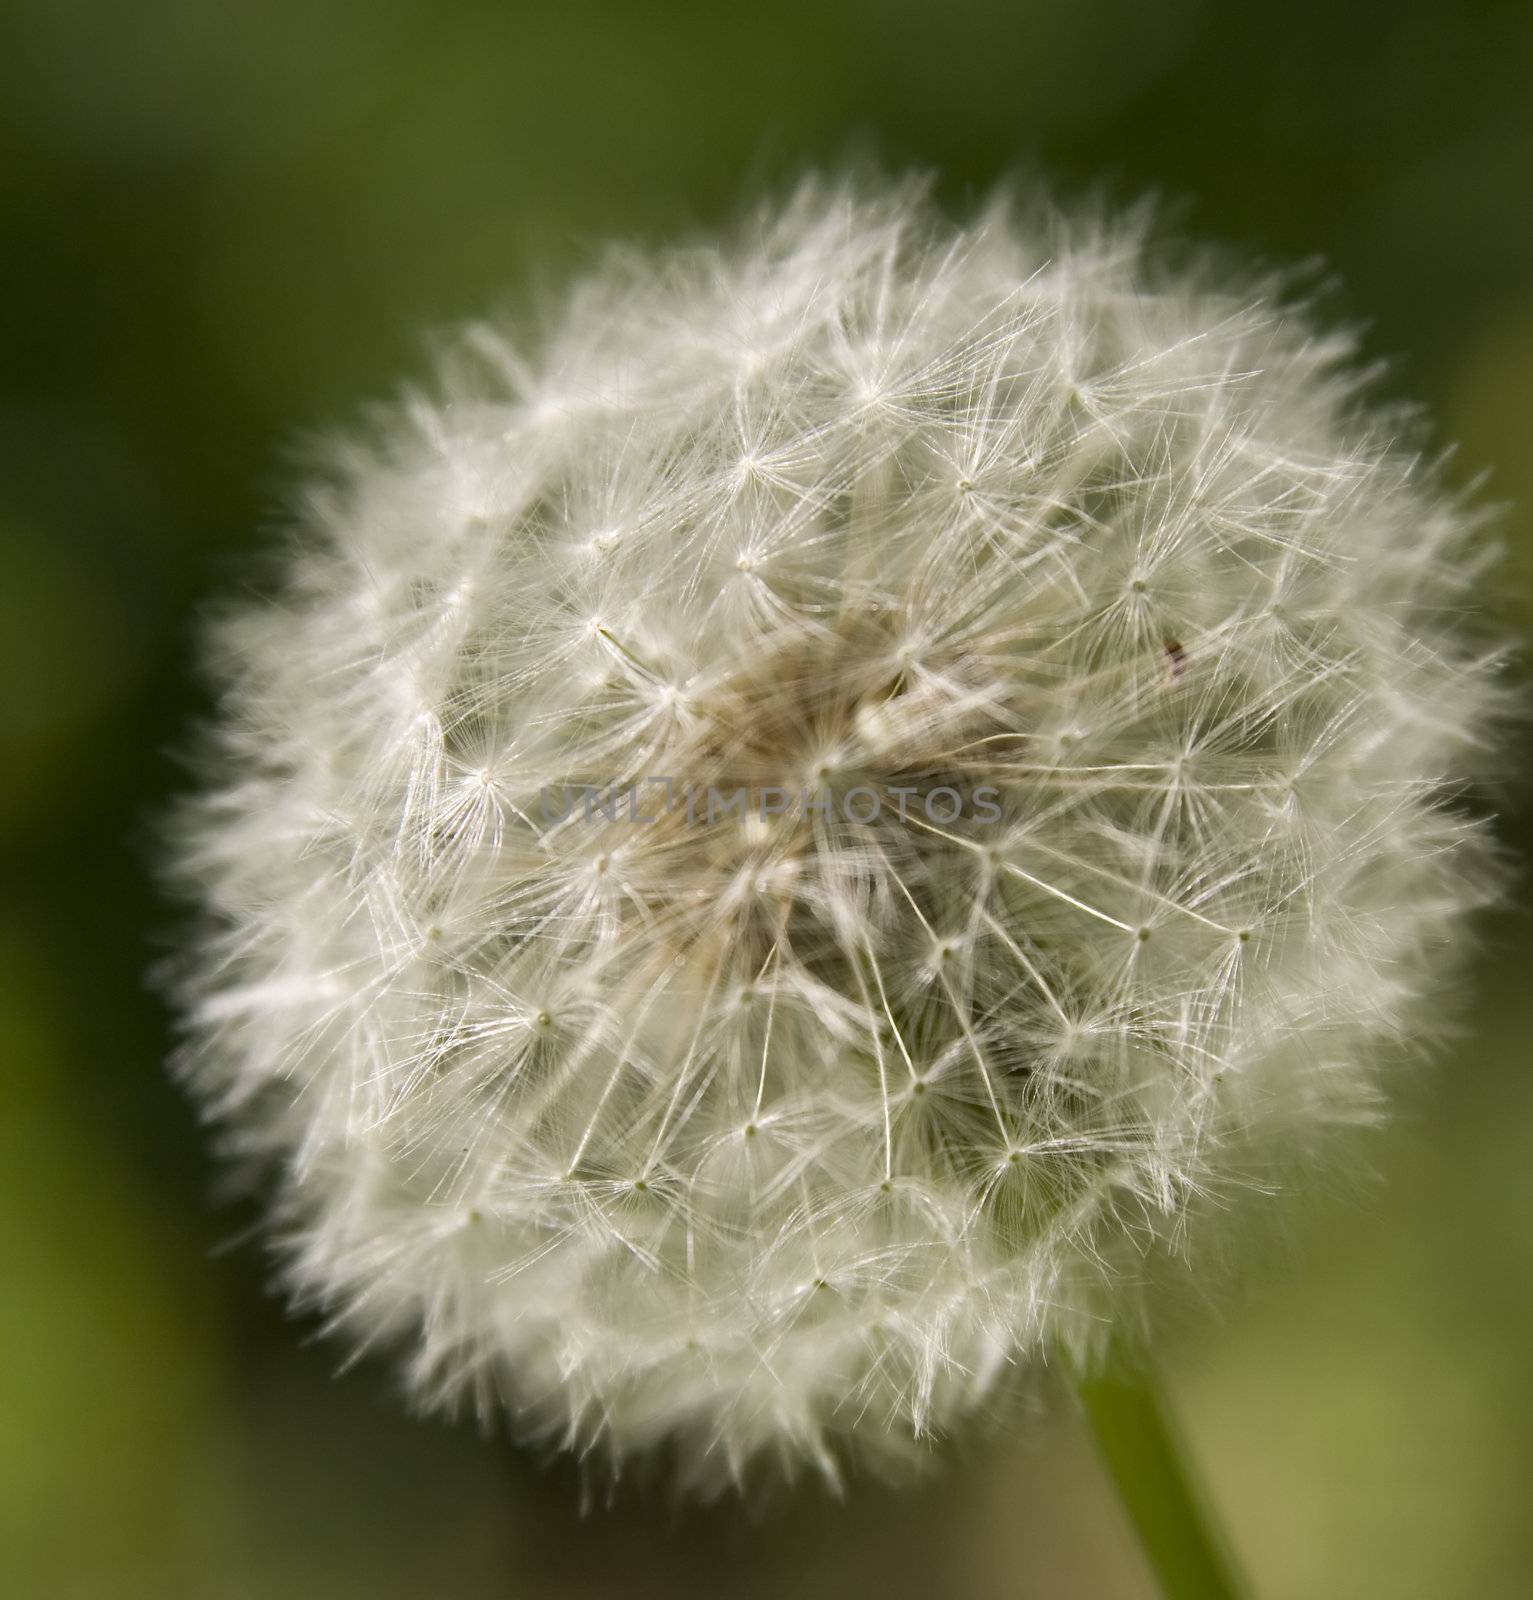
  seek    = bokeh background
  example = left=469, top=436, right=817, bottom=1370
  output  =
left=4, top=3, right=1531, bottom=1595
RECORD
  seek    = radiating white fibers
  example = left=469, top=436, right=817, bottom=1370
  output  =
left=167, top=176, right=1503, bottom=1492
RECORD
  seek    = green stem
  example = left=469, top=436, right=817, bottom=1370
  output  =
left=1076, top=1355, right=1247, bottom=1600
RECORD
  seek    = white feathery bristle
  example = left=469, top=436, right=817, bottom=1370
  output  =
left=167, top=175, right=1503, bottom=1492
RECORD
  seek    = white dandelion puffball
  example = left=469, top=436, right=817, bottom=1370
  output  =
left=171, top=177, right=1501, bottom=1490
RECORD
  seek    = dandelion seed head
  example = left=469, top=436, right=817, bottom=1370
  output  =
left=167, top=175, right=1503, bottom=1492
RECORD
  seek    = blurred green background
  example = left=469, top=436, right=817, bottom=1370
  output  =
left=4, top=3, right=1531, bottom=1596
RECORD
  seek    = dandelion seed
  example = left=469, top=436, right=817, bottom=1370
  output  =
left=165, top=174, right=1504, bottom=1493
